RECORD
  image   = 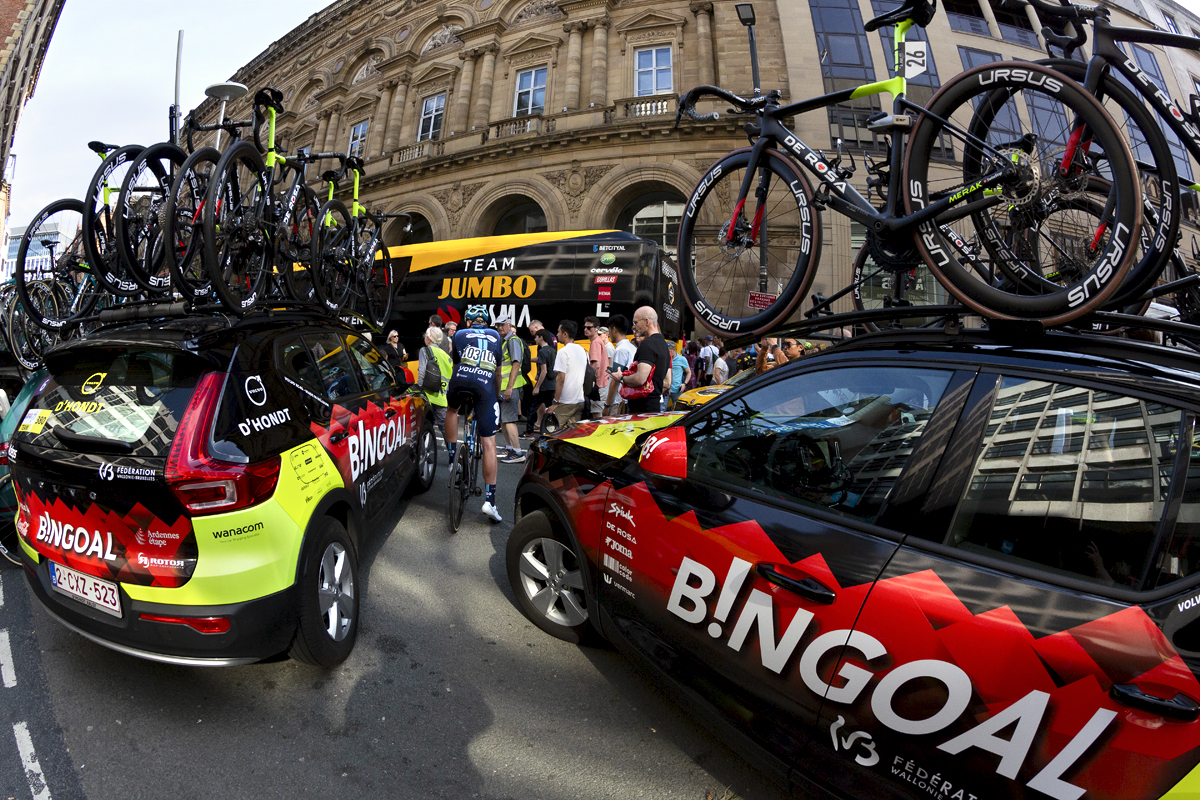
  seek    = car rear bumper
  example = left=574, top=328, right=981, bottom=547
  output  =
left=22, top=552, right=297, bottom=665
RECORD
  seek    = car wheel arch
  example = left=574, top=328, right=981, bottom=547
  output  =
left=293, top=490, right=362, bottom=587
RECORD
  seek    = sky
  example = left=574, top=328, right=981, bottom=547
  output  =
left=7, top=0, right=333, bottom=228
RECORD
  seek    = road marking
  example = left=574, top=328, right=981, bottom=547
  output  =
left=0, top=572, right=5, bottom=607
left=13, top=721, right=51, bottom=800
left=0, top=630, right=14, bottom=688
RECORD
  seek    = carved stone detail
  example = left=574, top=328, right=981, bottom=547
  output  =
left=352, top=55, right=383, bottom=85
left=421, top=24, right=464, bottom=55
left=540, top=162, right=616, bottom=213
left=513, top=0, right=562, bottom=24
left=431, top=181, right=486, bottom=229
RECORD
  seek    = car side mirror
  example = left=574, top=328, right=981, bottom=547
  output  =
left=638, top=427, right=687, bottom=480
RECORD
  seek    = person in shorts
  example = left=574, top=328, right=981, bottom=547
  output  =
left=548, top=320, right=587, bottom=426
left=531, top=328, right=558, bottom=434
left=444, top=305, right=505, bottom=523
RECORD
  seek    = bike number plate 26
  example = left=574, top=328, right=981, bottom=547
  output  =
left=48, top=561, right=121, bottom=617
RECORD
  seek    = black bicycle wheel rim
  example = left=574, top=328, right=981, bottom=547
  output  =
left=204, top=141, right=269, bottom=314
left=313, top=199, right=354, bottom=313
left=362, top=221, right=393, bottom=330
left=449, top=427, right=470, bottom=533
left=115, top=141, right=186, bottom=294
left=676, top=148, right=822, bottom=336
left=81, top=144, right=145, bottom=297
left=905, top=61, right=1141, bottom=325
left=165, top=146, right=221, bottom=302
left=15, top=198, right=99, bottom=331
left=282, top=186, right=319, bottom=303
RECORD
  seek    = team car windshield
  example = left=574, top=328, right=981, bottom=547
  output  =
left=16, top=349, right=206, bottom=457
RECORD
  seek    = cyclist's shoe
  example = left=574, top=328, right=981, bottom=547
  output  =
left=501, top=451, right=526, bottom=464
left=481, top=501, right=503, bottom=523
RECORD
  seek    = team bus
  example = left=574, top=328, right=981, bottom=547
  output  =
left=387, top=230, right=684, bottom=355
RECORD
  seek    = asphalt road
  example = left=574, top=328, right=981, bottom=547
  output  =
left=0, top=445, right=794, bottom=800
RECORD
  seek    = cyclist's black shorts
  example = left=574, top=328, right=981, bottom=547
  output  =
left=447, top=376, right=500, bottom=438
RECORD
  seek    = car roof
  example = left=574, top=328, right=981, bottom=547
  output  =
left=777, top=327, right=1200, bottom=407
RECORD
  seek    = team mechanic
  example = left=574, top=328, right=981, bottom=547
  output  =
left=444, top=304, right=505, bottom=523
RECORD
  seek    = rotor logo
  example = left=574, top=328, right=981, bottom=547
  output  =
left=244, top=375, right=267, bottom=407
left=81, top=372, right=107, bottom=395
left=98, top=462, right=115, bottom=481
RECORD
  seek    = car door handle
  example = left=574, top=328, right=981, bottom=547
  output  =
left=755, top=563, right=836, bottom=605
left=384, top=408, right=397, bottom=418
left=1110, top=683, right=1200, bottom=721
left=330, top=429, right=350, bottom=444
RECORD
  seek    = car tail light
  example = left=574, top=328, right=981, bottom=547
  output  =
left=140, top=613, right=231, bottom=634
left=165, top=371, right=280, bottom=515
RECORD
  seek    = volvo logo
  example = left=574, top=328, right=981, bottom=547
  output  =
left=244, top=375, right=267, bottom=407
left=81, top=372, right=107, bottom=395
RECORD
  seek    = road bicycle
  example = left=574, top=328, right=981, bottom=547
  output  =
left=674, top=0, right=1142, bottom=335
left=448, top=394, right=482, bottom=534
left=1004, top=0, right=1200, bottom=321
left=81, top=141, right=148, bottom=298
left=114, top=141, right=187, bottom=295
left=13, top=198, right=106, bottom=332
left=312, top=155, right=410, bottom=329
left=203, top=88, right=345, bottom=314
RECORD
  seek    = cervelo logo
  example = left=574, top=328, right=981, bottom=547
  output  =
left=34, top=513, right=117, bottom=561
left=667, top=557, right=1118, bottom=800
left=590, top=267, right=624, bottom=274
left=348, top=414, right=408, bottom=481
left=238, top=407, right=292, bottom=437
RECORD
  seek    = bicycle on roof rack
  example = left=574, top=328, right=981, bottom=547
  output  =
left=674, top=0, right=1142, bottom=336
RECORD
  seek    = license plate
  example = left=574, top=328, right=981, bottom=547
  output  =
left=48, top=561, right=121, bottom=617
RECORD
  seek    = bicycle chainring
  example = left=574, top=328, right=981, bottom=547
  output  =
left=866, top=230, right=920, bottom=272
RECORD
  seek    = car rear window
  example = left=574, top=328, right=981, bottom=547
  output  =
left=16, top=349, right=208, bottom=457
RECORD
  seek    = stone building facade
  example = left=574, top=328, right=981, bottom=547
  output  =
left=201, top=0, right=1200, bottom=318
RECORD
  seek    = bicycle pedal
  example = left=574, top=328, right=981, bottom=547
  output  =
left=866, top=113, right=911, bottom=132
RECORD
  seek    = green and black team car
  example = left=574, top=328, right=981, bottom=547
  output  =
left=508, top=324, right=1200, bottom=800
left=10, top=312, right=437, bottom=668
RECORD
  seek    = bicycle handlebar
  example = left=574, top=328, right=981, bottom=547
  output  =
left=996, top=0, right=1102, bottom=24
left=675, top=85, right=772, bottom=128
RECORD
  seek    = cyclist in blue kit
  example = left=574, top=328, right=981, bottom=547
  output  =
left=445, top=304, right=505, bottom=523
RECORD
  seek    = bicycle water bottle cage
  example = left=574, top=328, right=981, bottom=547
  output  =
left=346, top=156, right=365, bottom=172
left=866, top=112, right=911, bottom=132
left=864, top=0, right=935, bottom=31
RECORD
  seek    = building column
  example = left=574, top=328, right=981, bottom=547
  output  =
left=976, top=0, right=1001, bottom=38
left=383, top=73, right=411, bottom=153
left=323, top=103, right=343, bottom=173
left=473, top=44, right=498, bottom=130
left=453, top=49, right=478, bottom=134
left=1024, top=4, right=1047, bottom=49
left=367, top=81, right=394, bottom=159
left=588, top=18, right=610, bottom=108
left=563, top=21, right=585, bottom=111
left=690, top=2, right=714, bottom=86
left=313, top=109, right=330, bottom=159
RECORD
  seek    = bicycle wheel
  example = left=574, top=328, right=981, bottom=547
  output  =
left=115, top=141, right=186, bottom=295
left=1036, top=59, right=1180, bottom=311
left=312, top=199, right=354, bottom=313
left=203, top=140, right=270, bottom=314
left=905, top=61, right=1141, bottom=326
left=5, top=289, right=44, bottom=371
left=15, top=198, right=101, bottom=331
left=358, top=216, right=393, bottom=330
left=850, top=245, right=950, bottom=333
left=448, top=415, right=471, bottom=534
left=281, top=185, right=319, bottom=303
left=163, top=146, right=220, bottom=302
left=676, top=147, right=822, bottom=336
left=82, top=143, right=145, bottom=297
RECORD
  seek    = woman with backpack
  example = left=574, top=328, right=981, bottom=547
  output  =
left=418, top=326, right=453, bottom=448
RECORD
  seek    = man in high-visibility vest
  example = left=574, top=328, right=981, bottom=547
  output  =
left=496, top=314, right=529, bottom=464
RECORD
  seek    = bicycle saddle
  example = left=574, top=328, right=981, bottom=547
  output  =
left=87, top=141, right=119, bottom=155
left=253, top=87, right=285, bottom=112
left=321, top=170, right=340, bottom=184
left=346, top=156, right=365, bottom=172
left=865, top=0, right=936, bottom=30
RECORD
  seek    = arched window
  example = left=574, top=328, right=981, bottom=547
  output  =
left=494, top=202, right=547, bottom=235
left=615, top=191, right=685, bottom=253
left=405, top=213, right=434, bottom=244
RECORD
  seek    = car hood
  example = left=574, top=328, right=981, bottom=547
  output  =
left=549, top=412, right=686, bottom=459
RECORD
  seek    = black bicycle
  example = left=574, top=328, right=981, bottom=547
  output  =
left=675, top=0, right=1142, bottom=335
left=447, top=395, right=482, bottom=534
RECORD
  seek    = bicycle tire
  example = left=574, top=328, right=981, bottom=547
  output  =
left=115, top=141, right=186, bottom=295
left=5, top=288, right=44, bottom=371
left=81, top=144, right=145, bottom=297
left=203, top=140, right=270, bottom=314
left=1035, top=59, right=1180, bottom=311
left=359, top=216, right=393, bottom=330
left=163, top=146, right=220, bottom=302
left=281, top=185, right=320, bottom=303
left=850, top=247, right=950, bottom=334
left=313, top=199, right=354, bottom=313
left=676, top=146, right=822, bottom=336
left=904, top=61, right=1141, bottom=326
left=448, top=415, right=471, bottom=533
left=15, top=198, right=100, bottom=331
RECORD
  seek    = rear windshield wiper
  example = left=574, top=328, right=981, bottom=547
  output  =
left=51, top=427, right=135, bottom=454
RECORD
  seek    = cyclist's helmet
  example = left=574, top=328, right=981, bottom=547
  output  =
left=464, top=304, right=489, bottom=325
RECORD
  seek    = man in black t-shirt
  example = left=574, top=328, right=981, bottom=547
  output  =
left=530, top=328, right=559, bottom=434
left=620, top=306, right=672, bottom=414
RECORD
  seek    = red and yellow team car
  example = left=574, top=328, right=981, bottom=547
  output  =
left=506, top=325, right=1200, bottom=800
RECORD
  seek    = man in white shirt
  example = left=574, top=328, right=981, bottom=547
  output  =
left=699, top=335, right=720, bottom=385
left=548, top=319, right=588, bottom=425
left=603, top=314, right=637, bottom=415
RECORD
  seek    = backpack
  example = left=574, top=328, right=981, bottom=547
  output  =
left=520, top=337, right=532, bottom=377
left=583, top=361, right=598, bottom=401
left=420, top=346, right=442, bottom=393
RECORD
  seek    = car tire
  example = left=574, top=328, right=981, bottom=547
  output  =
left=289, top=517, right=358, bottom=668
left=406, top=423, right=437, bottom=496
left=506, top=509, right=595, bottom=645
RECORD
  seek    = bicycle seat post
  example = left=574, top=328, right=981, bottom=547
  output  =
left=735, top=4, right=762, bottom=96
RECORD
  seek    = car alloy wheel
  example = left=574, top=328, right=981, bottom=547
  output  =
left=319, top=541, right=354, bottom=642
